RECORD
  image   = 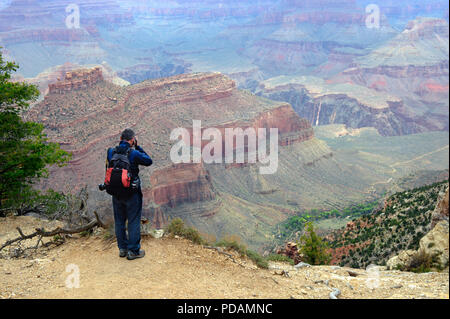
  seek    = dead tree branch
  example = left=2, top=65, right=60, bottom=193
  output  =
left=0, top=211, right=105, bottom=253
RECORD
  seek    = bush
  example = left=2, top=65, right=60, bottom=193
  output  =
left=266, top=253, right=295, bottom=265
left=215, top=238, right=246, bottom=255
left=215, top=238, right=269, bottom=269
left=245, top=249, right=269, bottom=269
left=165, top=218, right=206, bottom=245
left=399, top=249, right=434, bottom=273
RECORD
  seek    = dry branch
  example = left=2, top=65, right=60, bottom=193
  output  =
left=0, top=211, right=105, bottom=253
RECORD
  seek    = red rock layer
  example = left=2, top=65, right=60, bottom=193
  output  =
left=146, top=163, right=215, bottom=208
left=182, top=104, right=314, bottom=151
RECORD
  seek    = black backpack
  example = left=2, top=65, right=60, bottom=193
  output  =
left=104, top=147, right=132, bottom=197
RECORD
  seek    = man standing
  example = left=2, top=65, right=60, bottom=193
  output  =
left=106, top=129, right=153, bottom=260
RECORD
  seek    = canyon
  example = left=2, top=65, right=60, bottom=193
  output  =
left=25, top=71, right=317, bottom=246
left=2, top=1, right=448, bottom=137
left=252, top=17, right=449, bottom=136
left=25, top=70, right=449, bottom=250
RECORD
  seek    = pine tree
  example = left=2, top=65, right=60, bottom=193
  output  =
left=0, top=50, right=71, bottom=214
left=298, top=222, right=332, bottom=265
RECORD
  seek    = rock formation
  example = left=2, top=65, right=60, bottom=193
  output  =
left=418, top=221, right=449, bottom=269
left=48, top=67, right=103, bottom=94
left=255, top=76, right=417, bottom=136
left=329, top=181, right=449, bottom=269
left=276, top=242, right=302, bottom=265
left=431, top=187, right=449, bottom=228
left=339, top=18, right=449, bottom=133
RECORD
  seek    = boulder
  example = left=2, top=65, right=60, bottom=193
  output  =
left=386, top=250, right=417, bottom=270
left=419, top=220, right=449, bottom=269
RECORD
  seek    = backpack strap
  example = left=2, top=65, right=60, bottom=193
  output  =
left=113, top=146, right=131, bottom=156
left=109, top=146, right=132, bottom=168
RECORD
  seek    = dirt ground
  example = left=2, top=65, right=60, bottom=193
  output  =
left=0, top=216, right=448, bottom=299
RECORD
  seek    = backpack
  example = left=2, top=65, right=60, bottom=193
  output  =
left=104, top=146, right=132, bottom=197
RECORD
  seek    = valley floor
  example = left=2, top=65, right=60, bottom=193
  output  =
left=0, top=217, right=448, bottom=299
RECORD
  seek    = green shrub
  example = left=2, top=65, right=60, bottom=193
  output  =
left=215, top=238, right=247, bottom=256
left=0, top=51, right=71, bottom=215
left=266, top=253, right=295, bottom=265
left=183, top=227, right=205, bottom=245
left=246, top=249, right=269, bottom=269
left=165, top=218, right=207, bottom=245
left=166, top=218, right=185, bottom=236
left=79, top=229, right=92, bottom=237
left=215, top=238, right=268, bottom=269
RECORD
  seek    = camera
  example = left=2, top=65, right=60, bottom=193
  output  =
left=98, top=183, right=107, bottom=191
left=131, top=178, right=140, bottom=189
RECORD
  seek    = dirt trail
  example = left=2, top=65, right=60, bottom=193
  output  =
left=391, top=145, right=449, bottom=168
left=0, top=216, right=448, bottom=299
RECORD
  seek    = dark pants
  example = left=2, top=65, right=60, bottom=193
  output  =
left=112, top=190, right=142, bottom=254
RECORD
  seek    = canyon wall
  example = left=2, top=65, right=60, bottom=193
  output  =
left=256, top=83, right=419, bottom=136
left=146, top=163, right=216, bottom=208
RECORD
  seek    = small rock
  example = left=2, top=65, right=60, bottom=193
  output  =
left=329, top=288, right=341, bottom=299
left=314, top=279, right=329, bottom=286
left=152, top=229, right=164, bottom=239
left=330, top=266, right=341, bottom=270
left=391, top=285, right=403, bottom=289
left=294, top=262, right=311, bottom=269
left=347, top=270, right=359, bottom=277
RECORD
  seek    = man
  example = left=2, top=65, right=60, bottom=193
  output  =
left=106, top=128, right=153, bottom=260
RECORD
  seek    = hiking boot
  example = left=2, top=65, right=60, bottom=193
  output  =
left=119, top=249, right=128, bottom=258
left=127, top=249, right=145, bottom=260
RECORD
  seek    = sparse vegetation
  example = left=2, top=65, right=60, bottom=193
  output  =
left=407, top=249, right=433, bottom=273
left=328, top=180, right=448, bottom=269
left=266, top=253, right=295, bottom=265
left=393, top=249, right=439, bottom=273
left=165, top=218, right=206, bottom=245
left=165, top=219, right=271, bottom=269
left=215, top=237, right=269, bottom=269
left=276, top=199, right=379, bottom=243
